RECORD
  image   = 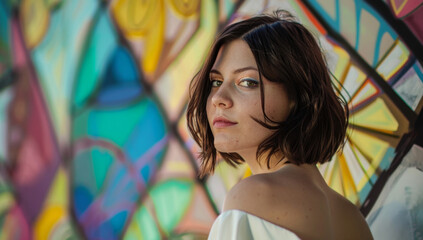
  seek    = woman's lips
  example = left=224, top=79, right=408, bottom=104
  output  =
left=213, top=117, right=237, bottom=128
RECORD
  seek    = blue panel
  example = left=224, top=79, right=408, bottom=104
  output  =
left=0, top=1, right=10, bottom=65
left=414, top=62, right=423, bottom=83
left=74, top=185, right=93, bottom=218
left=94, top=210, right=129, bottom=240
left=380, top=147, right=395, bottom=170
left=125, top=98, right=167, bottom=162
left=97, top=46, right=143, bottom=104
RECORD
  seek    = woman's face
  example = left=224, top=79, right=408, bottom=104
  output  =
left=206, top=39, right=291, bottom=157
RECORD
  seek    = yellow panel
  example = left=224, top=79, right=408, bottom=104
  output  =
left=376, top=41, right=410, bottom=81
left=350, top=143, right=376, bottom=190
left=155, top=0, right=217, bottom=121
left=0, top=193, right=14, bottom=215
left=342, top=141, right=367, bottom=187
left=349, top=130, right=389, bottom=169
left=215, top=161, right=248, bottom=191
left=125, top=215, right=144, bottom=240
left=351, top=98, right=399, bottom=133
left=167, top=0, right=200, bottom=18
left=34, top=205, right=65, bottom=240
left=111, top=0, right=161, bottom=37
left=338, top=154, right=359, bottom=203
left=327, top=159, right=344, bottom=196
left=20, top=0, right=50, bottom=48
left=111, top=0, right=165, bottom=74
left=332, top=45, right=351, bottom=83
left=46, top=167, right=68, bottom=206
left=161, top=157, right=193, bottom=175
left=143, top=10, right=165, bottom=74
left=243, top=167, right=252, bottom=179
left=34, top=167, right=69, bottom=240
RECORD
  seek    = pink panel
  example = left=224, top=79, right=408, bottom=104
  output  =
left=391, top=0, right=423, bottom=17
left=8, top=18, right=60, bottom=223
left=403, top=5, right=423, bottom=44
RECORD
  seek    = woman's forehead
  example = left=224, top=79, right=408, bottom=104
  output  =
left=211, top=39, right=257, bottom=73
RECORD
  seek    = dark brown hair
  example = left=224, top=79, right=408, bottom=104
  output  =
left=187, top=10, right=349, bottom=177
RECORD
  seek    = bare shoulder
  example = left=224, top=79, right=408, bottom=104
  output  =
left=223, top=173, right=288, bottom=212
left=329, top=189, right=374, bottom=240
left=223, top=171, right=311, bottom=210
left=223, top=172, right=330, bottom=239
left=222, top=166, right=374, bottom=240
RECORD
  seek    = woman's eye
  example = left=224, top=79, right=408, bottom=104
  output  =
left=211, top=80, right=223, bottom=87
left=239, top=78, right=259, bottom=88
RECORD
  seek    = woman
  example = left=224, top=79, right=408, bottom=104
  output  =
left=187, top=10, right=373, bottom=240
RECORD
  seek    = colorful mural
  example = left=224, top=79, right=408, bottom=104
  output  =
left=0, top=0, right=422, bottom=239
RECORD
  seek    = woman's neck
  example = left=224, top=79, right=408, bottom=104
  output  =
left=239, top=148, right=290, bottom=174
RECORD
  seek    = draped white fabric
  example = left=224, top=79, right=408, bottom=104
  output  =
left=208, top=210, right=301, bottom=240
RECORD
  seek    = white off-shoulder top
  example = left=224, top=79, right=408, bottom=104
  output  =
left=208, top=209, right=301, bottom=240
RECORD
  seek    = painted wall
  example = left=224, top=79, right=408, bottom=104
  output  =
left=0, top=0, right=422, bottom=239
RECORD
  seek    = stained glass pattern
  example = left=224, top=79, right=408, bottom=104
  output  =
left=0, top=0, right=422, bottom=239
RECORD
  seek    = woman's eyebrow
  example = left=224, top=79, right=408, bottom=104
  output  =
left=210, top=67, right=258, bottom=75
left=233, top=66, right=258, bottom=74
left=210, top=69, right=221, bottom=75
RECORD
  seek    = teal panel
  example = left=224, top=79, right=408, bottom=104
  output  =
left=73, top=9, right=118, bottom=111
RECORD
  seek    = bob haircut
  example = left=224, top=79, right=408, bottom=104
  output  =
left=187, top=10, right=349, bottom=177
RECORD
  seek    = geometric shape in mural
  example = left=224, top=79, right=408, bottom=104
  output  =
left=1, top=0, right=422, bottom=239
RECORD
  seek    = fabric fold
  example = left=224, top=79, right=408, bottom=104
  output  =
left=208, top=209, right=301, bottom=240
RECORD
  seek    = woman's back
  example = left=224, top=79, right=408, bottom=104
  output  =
left=223, top=164, right=373, bottom=240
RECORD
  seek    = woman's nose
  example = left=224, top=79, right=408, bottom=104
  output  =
left=211, top=85, right=233, bottom=108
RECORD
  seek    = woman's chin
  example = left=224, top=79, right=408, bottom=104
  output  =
left=214, top=141, right=236, bottom=153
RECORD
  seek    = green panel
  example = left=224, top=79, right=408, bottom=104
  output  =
left=72, top=107, right=90, bottom=140
left=91, top=147, right=114, bottom=191
left=87, top=98, right=150, bottom=147
left=222, top=0, right=236, bottom=20
left=7, top=0, right=20, bottom=7
left=150, top=180, right=194, bottom=235
left=124, top=205, right=161, bottom=240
